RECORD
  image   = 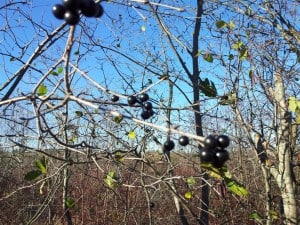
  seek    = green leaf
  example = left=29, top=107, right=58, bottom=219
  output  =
left=35, top=157, right=47, bottom=174
left=51, top=71, right=58, bottom=76
left=232, top=41, right=243, bottom=50
left=57, top=66, right=63, bottom=74
left=186, top=177, right=196, bottom=188
left=203, top=53, right=213, bottom=63
left=219, top=92, right=237, bottom=105
left=113, top=115, right=123, bottom=123
left=201, top=163, right=223, bottom=179
left=74, top=50, right=80, bottom=55
left=239, top=48, right=248, bottom=60
left=51, top=66, right=63, bottom=76
left=104, top=171, right=119, bottom=189
left=75, top=111, right=83, bottom=117
left=249, top=211, right=263, bottom=224
left=141, top=25, right=146, bottom=32
left=194, top=50, right=203, bottom=58
left=24, top=170, right=42, bottom=181
left=66, top=197, right=75, bottom=209
left=228, top=54, right=234, bottom=60
left=199, top=78, right=217, bottom=97
left=248, top=70, right=253, bottom=78
left=37, top=84, right=47, bottom=96
left=224, top=177, right=249, bottom=197
left=249, top=211, right=262, bottom=219
left=215, top=20, right=227, bottom=29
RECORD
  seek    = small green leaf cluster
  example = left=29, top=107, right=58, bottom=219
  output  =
left=201, top=164, right=249, bottom=197
left=199, top=78, right=217, bottom=97
left=52, top=0, right=104, bottom=25
left=104, top=171, right=119, bottom=190
left=24, top=157, right=47, bottom=181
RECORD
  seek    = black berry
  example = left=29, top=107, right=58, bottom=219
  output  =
left=95, top=4, right=104, bottom=18
left=141, top=110, right=154, bottom=120
left=138, top=93, right=149, bottom=102
left=200, top=147, right=215, bottom=162
left=217, top=135, right=230, bottom=148
left=52, top=4, right=66, bottom=19
left=80, top=0, right=99, bottom=17
left=143, top=102, right=153, bottom=110
left=64, top=11, right=80, bottom=25
left=179, top=136, right=189, bottom=146
left=204, top=135, right=218, bottom=149
left=128, top=95, right=138, bottom=106
left=111, top=95, right=119, bottom=102
left=164, top=140, right=175, bottom=151
left=215, top=149, right=229, bottom=164
left=62, top=0, right=80, bottom=11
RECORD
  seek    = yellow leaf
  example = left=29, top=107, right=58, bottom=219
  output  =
left=114, top=152, right=124, bottom=163
left=296, top=114, right=300, bottom=124
left=201, top=163, right=223, bottom=179
left=288, top=96, right=300, bottom=112
left=184, top=191, right=193, bottom=199
left=265, top=159, right=271, bottom=167
left=141, top=25, right=146, bottom=32
left=269, top=209, right=278, bottom=220
left=128, top=131, right=136, bottom=139
left=228, top=20, right=235, bottom=29
left=224, top=177, right=249, bottom=197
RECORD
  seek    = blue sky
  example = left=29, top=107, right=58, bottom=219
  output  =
left=2, top=0, right=299, bottom=144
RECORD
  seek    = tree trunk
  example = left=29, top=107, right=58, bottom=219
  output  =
left=272, top=71, right=298, bottom=225
left=191, top=1, right=207, bottom=224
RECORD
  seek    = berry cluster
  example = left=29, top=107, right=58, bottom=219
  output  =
left=110, top=93, right=155, bottom=120
left=163, top=135, right=189, bottom=152
left=200, top=135, right=230, bottom=168
left=52, top=0, right=104, bottom=25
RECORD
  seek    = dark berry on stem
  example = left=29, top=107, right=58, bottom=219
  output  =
left=199, top=147, right=215, bottom=162
left=62, top=0, right=80, bottom=11
left=204, top=135, right=218, bottom=149
left=64, top=11, right=80, bottom=25
left=179, top=136, right=189, bottom=146
left=128, top=95, right=138, bottom=106
left=141, top=110, right=154, bottom=120
left=138, top=93, right=149, bottom=102
left=95, top=4, right=104, bottom=18
left=164, top=140, right=175, bottom=151
left=143, top=102, right=153, bottom=110
left=217, top=135, right=230, bottom=148
left=111, top=95, right=119, bottom=102
left=80, top=0, right=99, bottom=17
left=215, top=149, right=229, bottom=164
left=52, top=4, right=66, bottom=19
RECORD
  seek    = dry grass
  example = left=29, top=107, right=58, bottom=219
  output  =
left=0, top=150, right=294, bottom=225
